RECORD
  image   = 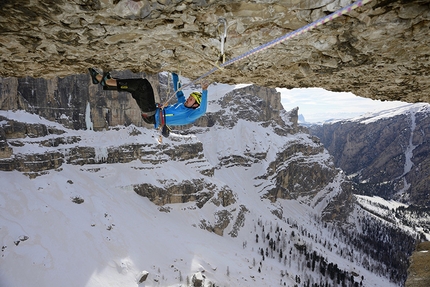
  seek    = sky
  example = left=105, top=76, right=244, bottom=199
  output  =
left=277, top=87, right=409, bottom=123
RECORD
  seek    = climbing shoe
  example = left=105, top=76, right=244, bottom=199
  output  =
left=161, top=125, right=170, bottom=138
left=141, top=113, right=155, bottom=124
left=88, top=68, right=100, bottom=84
left=100, top=72, right=111, bottom=86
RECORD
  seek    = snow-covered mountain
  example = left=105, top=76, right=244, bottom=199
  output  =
left=0, top=77, right=425, bottom=287
left=310, top=103, right=430, bottom=207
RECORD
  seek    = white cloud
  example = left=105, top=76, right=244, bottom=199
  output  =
left=278, top=88, right=407, bottom=123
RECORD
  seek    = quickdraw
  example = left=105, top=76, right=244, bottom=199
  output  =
left=165, top=0, right=374, bottom=101
left=156, top=103, right=170, bottom=143
left=157, top=0, right=373, bottom=143
left=217, top=18, right=227, bottom=65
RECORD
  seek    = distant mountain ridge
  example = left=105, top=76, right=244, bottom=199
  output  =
left=310, top=103, right=430, bottom=207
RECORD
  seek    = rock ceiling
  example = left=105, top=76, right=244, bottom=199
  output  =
left=0, top=0, right=429, bottom=103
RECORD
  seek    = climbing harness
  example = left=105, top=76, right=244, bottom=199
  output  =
left=163, top=0, right=373, bottom=105
left=156, top=103, right=169, bottom=143
left=217, top=18, right=228, bottom=65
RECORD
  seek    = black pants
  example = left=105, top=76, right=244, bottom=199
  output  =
left=104, top=78, right=156, bottom=124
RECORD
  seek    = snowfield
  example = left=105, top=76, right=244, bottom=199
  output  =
left=0, top=160, right=399, bottom=287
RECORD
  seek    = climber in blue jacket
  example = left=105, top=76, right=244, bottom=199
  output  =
left=89, top=68, right=209, bottom=137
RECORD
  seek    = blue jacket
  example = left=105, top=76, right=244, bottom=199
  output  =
left=154, top=74, right=208, bottom=129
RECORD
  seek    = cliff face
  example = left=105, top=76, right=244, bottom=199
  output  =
left=0, top=77, right=352, bottom=229
left=310, top=104, right=430, bottom=206
left=0, top=70, right=163, bottom=130
left=0, top=74, right=422, bottom=287
left=406, top=242, right=430, bottom=287
left=1, top=0, right=429, bottom=103
left=0, top=69, right=294, bottom=131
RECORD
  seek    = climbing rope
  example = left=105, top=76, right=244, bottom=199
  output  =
left=162, top=0, right=373, bottom=106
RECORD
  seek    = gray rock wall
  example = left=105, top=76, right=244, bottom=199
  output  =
left=1, top=0, right=429, bottom=103
left=0, top=71, right=161, bottom=130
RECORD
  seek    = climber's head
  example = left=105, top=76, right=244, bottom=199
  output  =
left=185, top=91, right=202, bottom=109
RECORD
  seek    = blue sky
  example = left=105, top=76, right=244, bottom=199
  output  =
left=277, top=88, right=408, bottom=123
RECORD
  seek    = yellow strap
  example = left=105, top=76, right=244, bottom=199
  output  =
left=212, top=61, right=224, bottom=70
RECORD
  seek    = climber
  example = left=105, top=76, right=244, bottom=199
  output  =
left=88, top=68, right=209, bottom=137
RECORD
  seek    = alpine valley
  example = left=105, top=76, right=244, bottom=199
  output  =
left=0, top=73, right=429, bottom=287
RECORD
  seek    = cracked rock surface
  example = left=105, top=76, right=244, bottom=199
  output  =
left=0, top=0, right=429, bottom=103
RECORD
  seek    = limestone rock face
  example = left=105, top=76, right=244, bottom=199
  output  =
left=0, top=71, right=162, bottom=130
left=0, top=77, right=353, bottom=239
left=406, top=242, right=430, bottom=287
left=264, top=140, right=336, bottom=201
left=1, top=0, right=429, bottom=103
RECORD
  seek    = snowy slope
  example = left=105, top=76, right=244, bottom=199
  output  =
left=356, top=195, right=430, bottom=241
left=0, top=83, right=417, bottom=287
left=0, top=159, right=397, bottom=287
left=325, top=103, right=430, bottom=125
